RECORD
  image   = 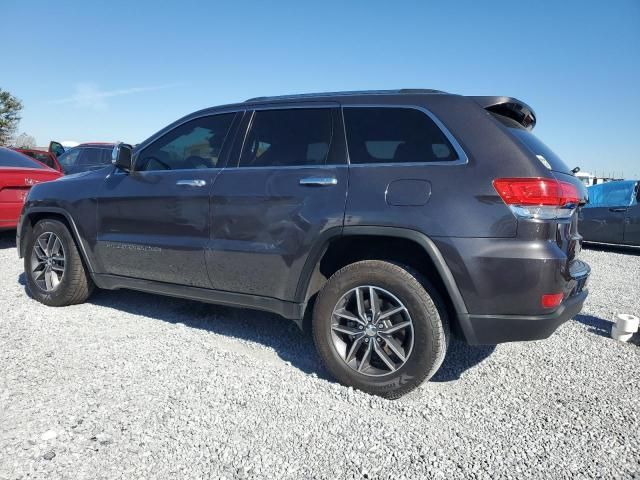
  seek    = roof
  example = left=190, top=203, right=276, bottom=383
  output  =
left=244, top=89, right=447, bottom=103
left=78, top=142, right=116, bottom=148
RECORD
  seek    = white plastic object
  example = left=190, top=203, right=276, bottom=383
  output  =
left=615, top=313, right=639, bottom=333
left=611, top=325, right=634, bottom=342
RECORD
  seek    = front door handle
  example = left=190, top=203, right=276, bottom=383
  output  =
left=609, top=207, right=628, bottom=213
left=299, top=177, right=338, bottom=186
left=176, top=179, right=206, bottom=187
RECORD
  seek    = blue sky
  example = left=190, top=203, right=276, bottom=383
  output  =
left=3, top=0, right=639, bottom=177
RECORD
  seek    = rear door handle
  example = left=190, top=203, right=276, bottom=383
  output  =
left=299, top=177, right=337, bottom=186
left=176, top=179, right=206, bottom=187
left=609, top=207, right=628, bottom=213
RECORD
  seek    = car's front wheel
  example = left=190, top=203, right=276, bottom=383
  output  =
left=25, top=219, right=94, bottom=306
left=312, top=260, right=448, bottom=399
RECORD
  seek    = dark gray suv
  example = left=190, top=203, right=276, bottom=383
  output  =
left=17, top=89, right=590, bottom=398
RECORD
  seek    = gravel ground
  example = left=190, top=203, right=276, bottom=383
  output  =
left=1, top=230, right=639, bottom=479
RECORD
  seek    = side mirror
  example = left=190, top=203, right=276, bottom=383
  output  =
left=48, top=141, right=65, bottom=158
left=112, top=143, right=133, bottom=171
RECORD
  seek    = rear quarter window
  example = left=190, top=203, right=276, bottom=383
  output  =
left=343, top=107, right=459, bottom=164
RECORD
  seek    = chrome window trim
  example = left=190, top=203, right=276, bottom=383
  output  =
left=340, top=104, right=469, bottom=167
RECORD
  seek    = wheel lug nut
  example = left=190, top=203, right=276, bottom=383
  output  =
left=377, top=338, right=382, bottom=343
left=358, top=325, right=364, bottom=330
left=364, top=338, right=369, bottom=343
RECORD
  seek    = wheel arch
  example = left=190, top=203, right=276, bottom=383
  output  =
left=19, top=207, right=95, bottom=273
left=297, top=226, right=475, bottom=341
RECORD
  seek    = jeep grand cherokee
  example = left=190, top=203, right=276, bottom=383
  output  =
left=17, top=89, right=590, bottom=398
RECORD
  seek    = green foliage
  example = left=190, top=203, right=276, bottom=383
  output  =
left=0, top=88, right=23, bottom=146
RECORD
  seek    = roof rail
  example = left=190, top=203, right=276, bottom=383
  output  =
left=244, top=89, right=445, bottom=103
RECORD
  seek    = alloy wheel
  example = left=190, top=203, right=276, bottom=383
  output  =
left=30, top=232, right=66, bottom=292
left=331, top=285, right=414, bottom=377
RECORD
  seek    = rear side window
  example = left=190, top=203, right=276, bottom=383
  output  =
left=0, top=148, right=47, bottom=169
left=343, top=107, right=458, bottom=164
left=21, top=151, right=55, bottom=168
left=586, top=181, right=637, bottom=208
left=57, top=148, right=82, bottom=170
left=492, top=113, right=571, bottom=173
left=239, top=108, right=333, bottom=167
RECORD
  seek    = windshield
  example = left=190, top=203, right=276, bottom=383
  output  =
left=0, top=148, right=48, bottom=169
left=492, top=113, right=571, bottom=173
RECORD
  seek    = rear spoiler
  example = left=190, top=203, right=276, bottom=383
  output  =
left=470, top=96, right=536, bottom=130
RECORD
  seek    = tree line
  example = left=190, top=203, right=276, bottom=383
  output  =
left=0, top=88, right=35, bottom=148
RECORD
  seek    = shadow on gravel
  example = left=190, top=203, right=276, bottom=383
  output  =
left=87, top=287, right=332, bottom=380
left=0, top=230, right=16, bottom=250
left=17, top=269, right=496, bottom=386
left=574, top=314, right=612, bottom=338
left=431, top=340, right=496, bottom=382
left=574, top=314, right=640, bottom=346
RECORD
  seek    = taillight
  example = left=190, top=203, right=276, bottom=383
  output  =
left=541, top=293, right=564, bottom=309
left=493, top=178, right=580, bottom=220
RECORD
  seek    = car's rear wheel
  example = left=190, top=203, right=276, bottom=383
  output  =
left=312, top=260, right=448, bottom=399
left=25, top=219, right=93, bottom=306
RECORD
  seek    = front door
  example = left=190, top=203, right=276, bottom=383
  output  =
left=207, top=106, right=348, bottom=301
left=95, top=112, right=237, bottom=287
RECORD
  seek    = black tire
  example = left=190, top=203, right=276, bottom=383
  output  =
left=24, top=219, right=94, bottom=306
left=312, top=260, right=448, bottom=399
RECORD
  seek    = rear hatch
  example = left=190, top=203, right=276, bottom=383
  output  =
left=480, top=100, right=588, bottom=265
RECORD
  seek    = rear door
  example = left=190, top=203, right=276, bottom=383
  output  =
left=623, top=182, right=640, bottom=245
left=580, top=182, right=636, bottom=243
left=96, top=112, right=238, bottom=287
left=207, top=105, right=348, bottom=301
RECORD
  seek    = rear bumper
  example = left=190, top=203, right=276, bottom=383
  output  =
left=461, top=289, right=588, bottom=345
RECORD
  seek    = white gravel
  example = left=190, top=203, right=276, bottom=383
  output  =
left=1, top=230, right=639, bottom=479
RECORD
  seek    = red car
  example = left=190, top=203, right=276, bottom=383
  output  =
left=0, top=147, right=63, bottom=230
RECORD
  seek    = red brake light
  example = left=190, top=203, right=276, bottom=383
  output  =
left=541, top=293, right=564, bottom=309
left=493, top=178, right=579, bottom=206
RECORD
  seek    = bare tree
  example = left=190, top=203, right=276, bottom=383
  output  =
left=14, top=132, right=36, bottom=149
left=0, top=88, right=23, bottom=146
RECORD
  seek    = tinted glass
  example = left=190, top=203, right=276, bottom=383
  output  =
left=0, top=148, right=47, bottom=169
left=343, top=107, right=458, bottom=164
left=20, top=150, right=55, bottom=168
left=78, top=148, right=111, bottom=167
left=492, top=113, right=571, bottom=173
left=239, top=108, right=332, bottom=167
left=586, top=181, right=637, bottom=208
left=57, top=148, right=81, bottom=170
left=137, top=113, right=235, bottom=171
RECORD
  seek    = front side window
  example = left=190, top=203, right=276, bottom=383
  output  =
left=137, top=113, right=235, bottom=171
left=343, top=107, right=459, bottom=164
left=239, top=108, right=333, bottom=167
left=57, top=148, right=81, bottom=170
left=586, top=181, right=637, bottom=208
